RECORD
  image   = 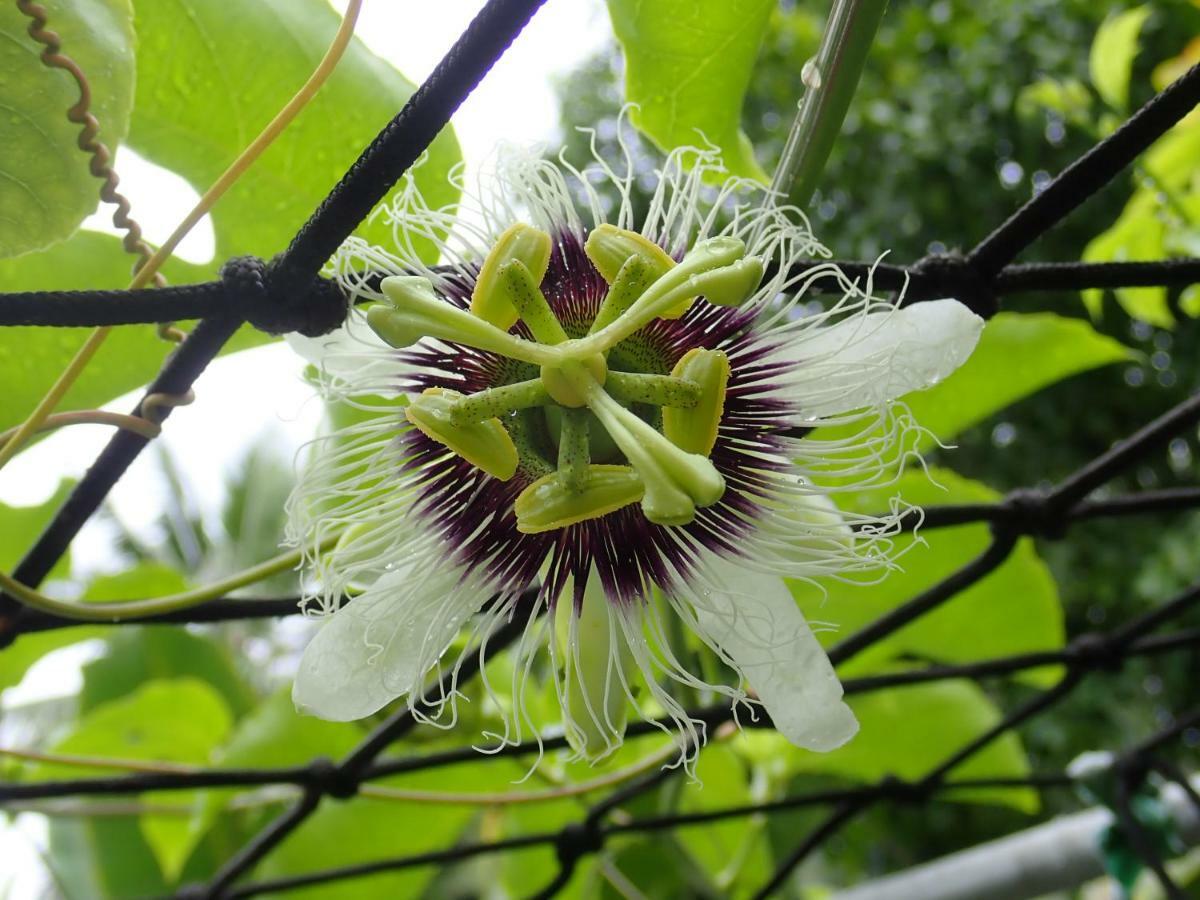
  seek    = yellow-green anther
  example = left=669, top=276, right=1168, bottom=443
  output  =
left=697, top=256, right=765, bottom=307
left=558, top=572, right=631, bottom=760
left=405, top=388, right=519, bottom=481
left=584, top=223, right=674, bottom=284
left=605, top=371, right=700, bottom=408
left=585, top=224, right=698, bottom=319
left=514, top=465, right=644, bottom=533
left=662, top=348, right=731, bottom=455
left=499, top=260, right=569, bottom=345
left=589, top=254, right=655, bottom=335
left=377, top=276, right=562, bottom=367
left=470, top=223, right=553, bottom=330
left=571, top=237, right=746, bottom=356
left=557, top=408, right=590, bottom=492
left=446, top=379, right=550, bottom=426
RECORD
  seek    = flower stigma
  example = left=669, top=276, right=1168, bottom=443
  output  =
left=367, top=223, right=759, bottom=532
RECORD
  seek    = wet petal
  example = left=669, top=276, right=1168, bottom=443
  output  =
left=773, top=298, right=983, bottom=419
left=679, top=554, right=857, bottom=751
left=293, top=566, right=488, bottom=722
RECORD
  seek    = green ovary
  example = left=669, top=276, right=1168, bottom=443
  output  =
left=369, top=224, right=765, bottom=531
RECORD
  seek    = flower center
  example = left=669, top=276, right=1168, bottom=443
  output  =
left=366, top=224, right=764, bottom=532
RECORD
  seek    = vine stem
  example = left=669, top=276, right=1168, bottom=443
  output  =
left=769, top=0, right=888, bottom=208
left=0, top=534, right=335, bottom=622
left=0, top=739, right=684, bottom=809
left=0, top=410, right=162, bottom=447
left=0, top=0, right=364, bottom=473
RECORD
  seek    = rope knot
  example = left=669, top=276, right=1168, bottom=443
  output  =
left=1067, top=632, right=1124, bottom=673
left=220, top=255, right=349, bottom=338
left=1001, top=487, right=1066, bottom=540
left=877, top=774, right=931, bottom=804
left=909, top=252, right=999, bottom=319
left=555, top=821, right=604, bottom=865
left=306, top=757, right=359, bottom=800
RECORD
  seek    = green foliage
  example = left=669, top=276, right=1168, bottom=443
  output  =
left=1090, top=6, right=1153, bottom=111
left=906, top=312, right=1133, bottom=447
left=126, top=0, right=460, bottom=263
left=0, top=0, right=135, bottom=258
left=793, top=469, right=1064, bottom=685
left=30, top=679, right=233, bottom=889
left=605, top=0, right=773, bottom=180
left=0, top=0, right=462, bottom=431
left=80, top=626, right=257, bottom=718
left=793, top=681, right=1038, bottom=812
left=0, top=230, right=250, bottom=431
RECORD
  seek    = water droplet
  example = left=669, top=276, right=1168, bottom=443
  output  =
left=801, top=58, right=823, bottom=91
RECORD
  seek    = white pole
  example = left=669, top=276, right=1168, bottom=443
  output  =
left=831, top=780, right=1200, bottom=900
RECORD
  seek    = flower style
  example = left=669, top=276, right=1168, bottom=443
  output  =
left=286, top=133, right=984, bottom=764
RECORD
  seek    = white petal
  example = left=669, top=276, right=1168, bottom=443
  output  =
left=773, top=298, right=983, bottom=419
left=679, top=554, right=857, bottom=751
left=293, top=565, right=488, bottom=722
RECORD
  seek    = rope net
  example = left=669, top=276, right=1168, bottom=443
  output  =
left=1, top=1, right=1200, bottom=897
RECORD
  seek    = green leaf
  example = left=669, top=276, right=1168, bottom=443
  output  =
left=30, top=678, right=234, bottom=885
left=789, top=679, right=1038, bottom=812
left=0, top=0, right=135, bottom=257
left=0, top=478, right=73, bottom=577
left=606, top=0, right=773, bottom=180
left=254, top=763, right=497, bottom=898
left=0, top=230, right=262, bottom=432
left=80, top=625, right=257, bottom=718
left=1081, top=192, right=1171, bottom=326
left=675, top=744, right=774, bottom=894
left=792, top=468, right=1065, bottom=686
left=0, top=482, right=105, bottom=697
left=905, top=312, right=1133, bottom=446
left=82, top=560, right=189, bottom=601
left=127, top=0, right=461, bottom=262
left=1089, top=6, right=1151, bottom=111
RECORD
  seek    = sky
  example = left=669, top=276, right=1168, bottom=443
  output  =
left=0, top=2, right=611, bottom=892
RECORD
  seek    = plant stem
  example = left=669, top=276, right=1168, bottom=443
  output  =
left=770, top=0, right=889, bottom=209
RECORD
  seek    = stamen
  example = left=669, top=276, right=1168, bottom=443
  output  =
left=566, top=237, right=750, bottom=357
left=447, top=379, right=550, bottom=425
left=584, top=224, right=691, bottom=319
left=605, top=371, right=700, bottom=408
left=557, top=408, right=590, bottom=492
left=499, top=260, right=569, bottom=345
left=404, top=388, right=519, bottom=481
left=514, top=464, right=644, bottom=534
left=573, top=370, right=725, bottom=527
left=373, top=276, right=562, bottom=367
left=589, top=254, right=655, bottom=335
left=662, top=348, right=730, bottom=455
left=470, top=223, right=553, bottom=330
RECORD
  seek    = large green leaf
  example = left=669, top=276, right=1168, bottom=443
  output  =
left=789, top=679, right=1038, bottom=812
left=792, top=468, right=1065, bottom=685
left=80, top=624, right=257, bottom=718
left=0, top=230, right=259, bottom=432
left=127, top=0, right=461, bottom=262
left=30, top=678, right=234, bottom=888
left=1089, top=6, right=1151, bottom=112
left=0, top=0, right=135, bottom=257
left=906, top=312, right=1133, bottom=445
left=606, top=0, right=772, bottom=180
left=0, top=481, right=105, bottom=698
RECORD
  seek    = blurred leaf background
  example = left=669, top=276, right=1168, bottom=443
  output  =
left=2, top=0, right=1200, bottom=897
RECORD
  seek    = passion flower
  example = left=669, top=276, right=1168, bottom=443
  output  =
left=286, top=133, right=983, bottom=763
